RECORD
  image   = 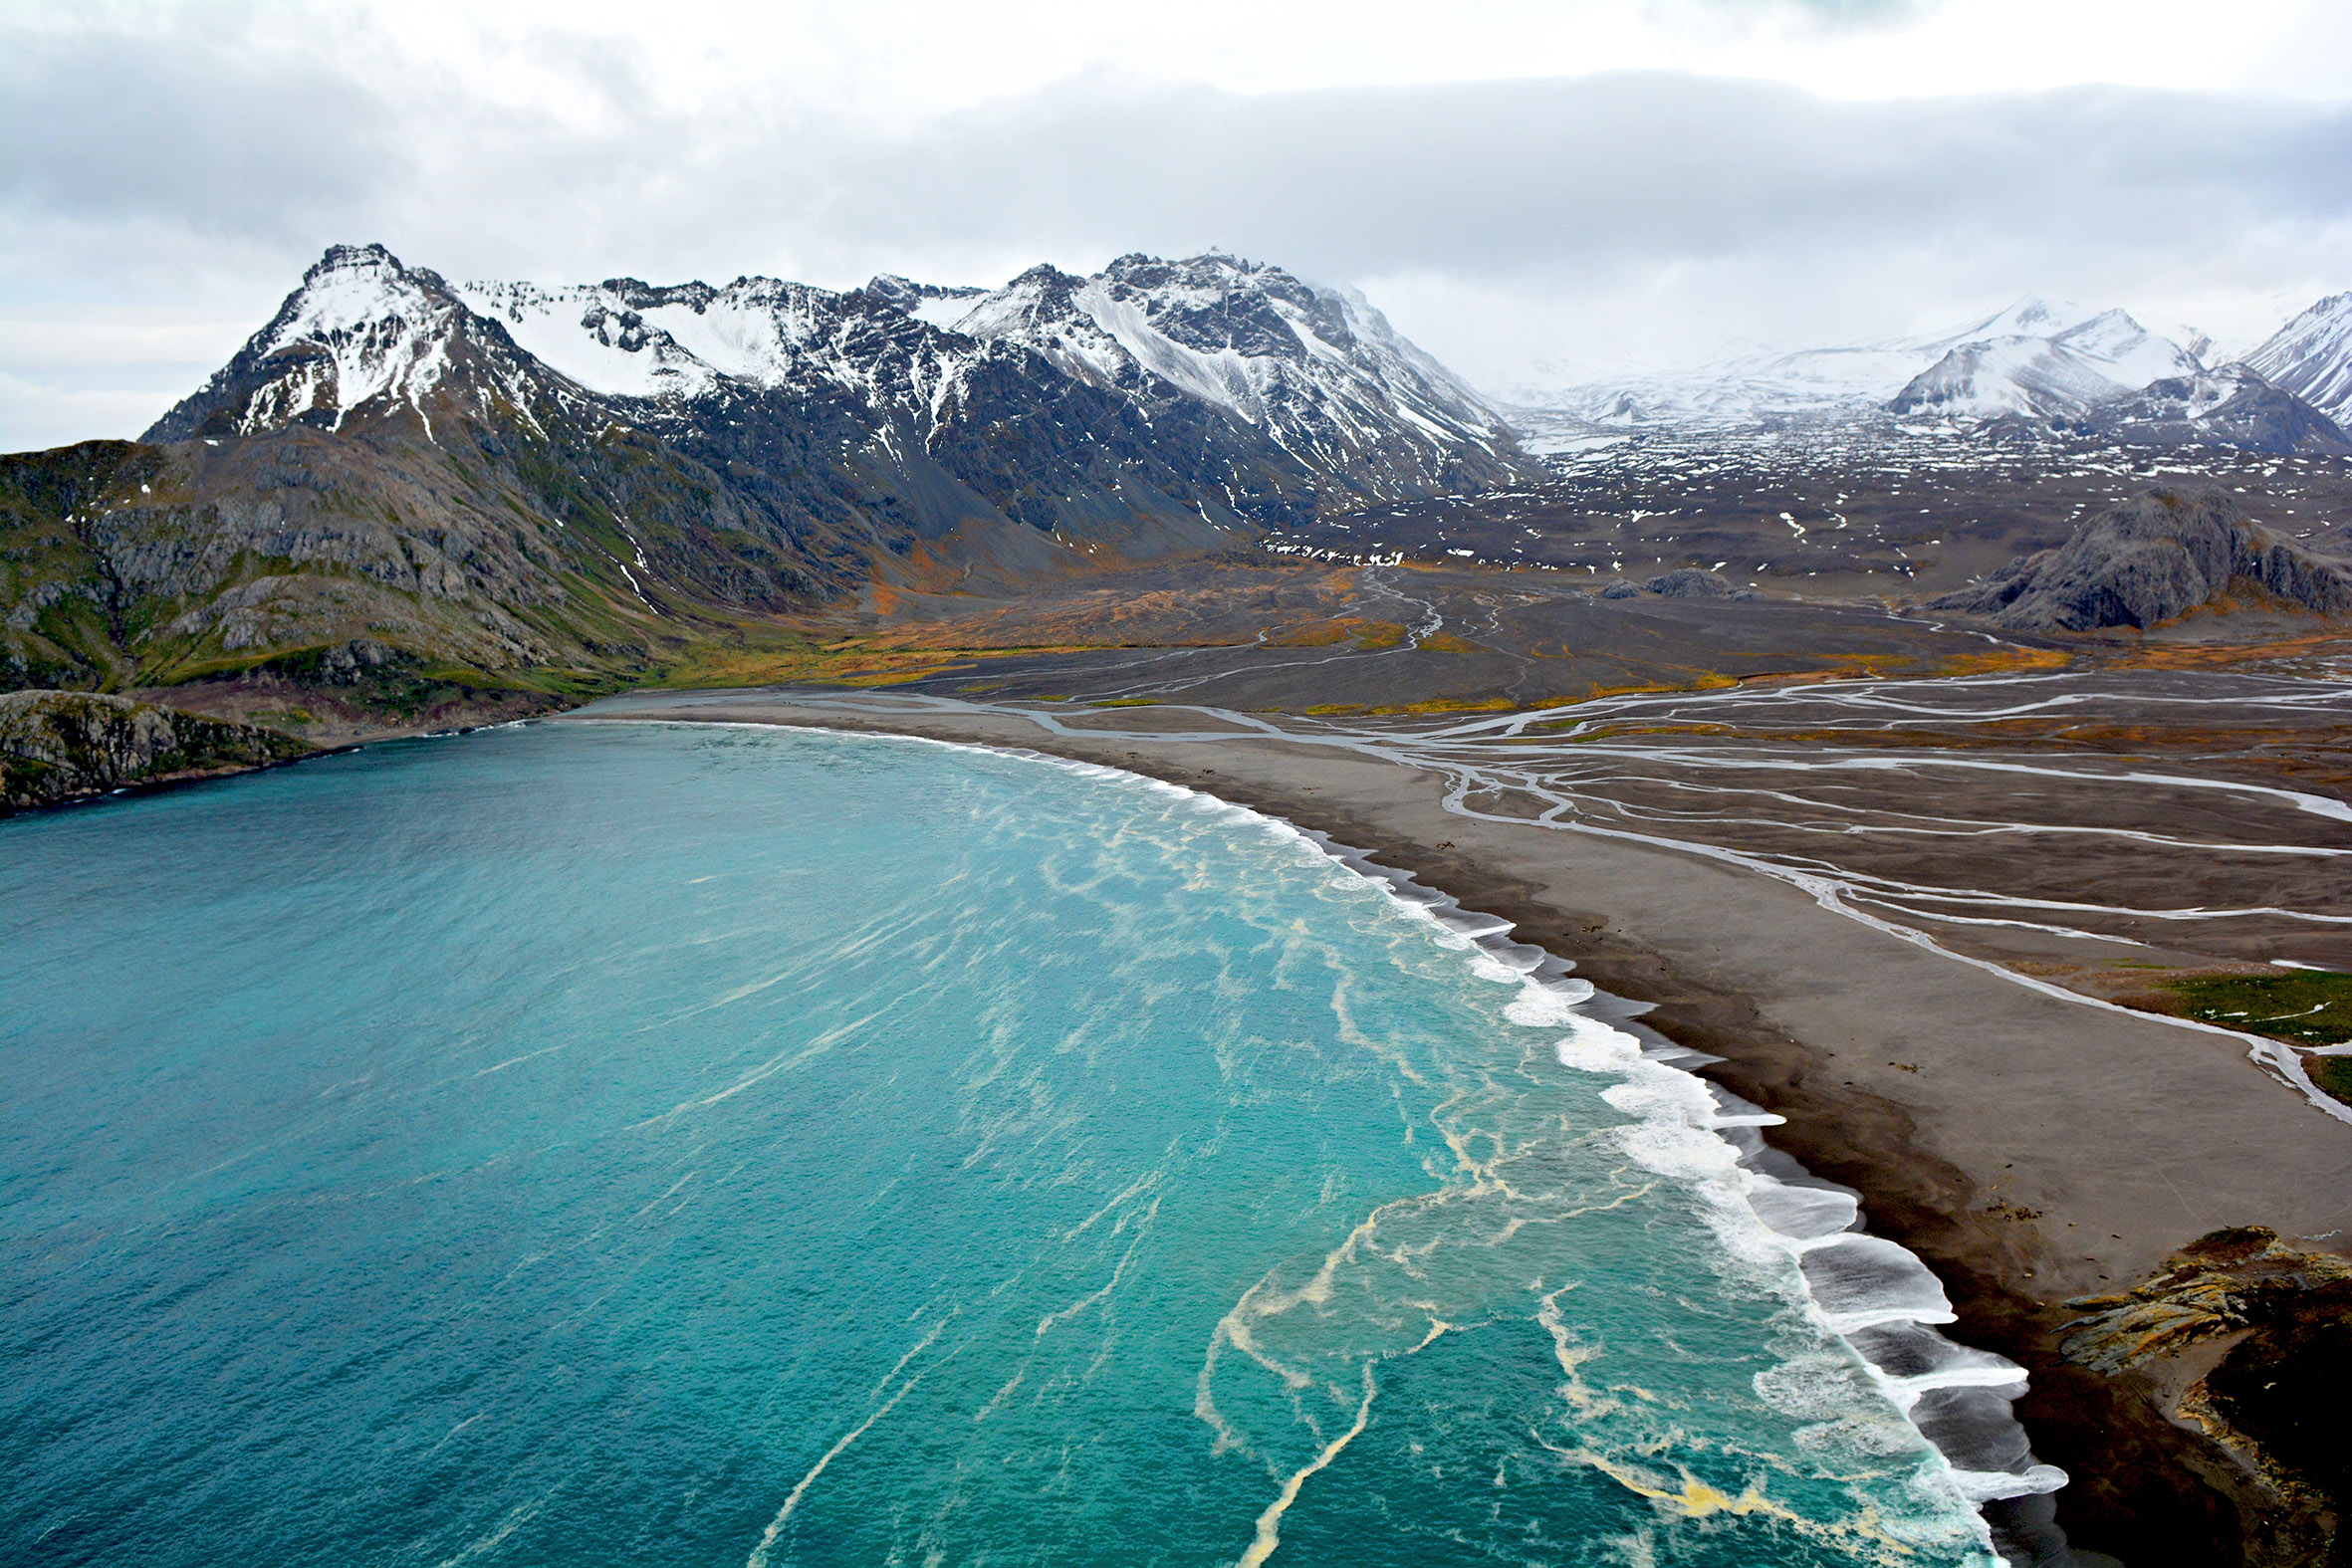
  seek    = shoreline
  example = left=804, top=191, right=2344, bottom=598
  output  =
left=1276, top=815, right=2075, bottom=1565
left=597, top=713, right=2073, bottom=1562
left=561, top=689, right=2352, bottom=1566
left=0, top=742, right=364, bottom=820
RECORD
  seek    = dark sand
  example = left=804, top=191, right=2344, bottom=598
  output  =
left=569, top=689, right=2352, bottom=1564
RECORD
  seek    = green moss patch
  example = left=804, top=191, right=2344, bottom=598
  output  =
left=2163, top=971, right=2352, bottom=1048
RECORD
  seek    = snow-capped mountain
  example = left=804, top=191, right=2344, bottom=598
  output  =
left=914, top=254, right=1524, bottom=499
left=1514, top=296, right=2118, bottom=434
left=92, top=242, right=1539, bottom=686
left=144, top=245, right=1339, bottom=590
left=160, top=245, right=1528, bottom=515
left=1510, top=293, right=2347, bottom=456
left=458, top=252, right=1531, bottom=504
left=2238, top=293, right=2352, bottom=424
left=1888, top=309, right=2203, bottom=420
left=147, top=245, right=557, bottom=442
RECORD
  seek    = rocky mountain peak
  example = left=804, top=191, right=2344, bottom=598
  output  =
left=2239, top=292, right=2352, bottom=423
left=951, top=265, right=1088, bottom=339
left=944, top=252, right=1525, bottom=499
left=144, top=244, right=507, bottom=442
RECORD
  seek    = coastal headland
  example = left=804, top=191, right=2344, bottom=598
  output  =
left=562, top=684, right=2352, bottom=1567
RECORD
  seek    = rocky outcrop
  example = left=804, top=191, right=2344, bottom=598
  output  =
left=2062, top=368, right=2352, bottom=458
left=1599, top=567, right=1754, bottom=601
left=1927, top=489, right=2352, bottom=631
left=1641, top=566, right=1752, bottom=599
left=2059, top=1228, right=2352, bottom=1567
left=0, top=689, right=312, bottom=811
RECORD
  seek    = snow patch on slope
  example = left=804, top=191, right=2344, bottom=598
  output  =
left=457, top=273, right=1010, bottom=439
left=235, top=245, right=461, bottom=431
left=461, top=281, right=719, bottom=400
left=2239, top=292, right=2352, bottom=422
left=942, top=253, right=1517, bottom=495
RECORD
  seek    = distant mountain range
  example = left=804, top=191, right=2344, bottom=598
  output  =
left=1513, top=294, right=2352, bottom=457
left=5, top=242, right=2347, bottom=708
left=4, top=244, right=1531, bottom=695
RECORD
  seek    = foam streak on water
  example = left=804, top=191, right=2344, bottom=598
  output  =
left=4, top=723, right=2006, bottom=1567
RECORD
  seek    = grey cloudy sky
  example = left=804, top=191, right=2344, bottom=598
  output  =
left=3, top=0, right=2348, bottom=450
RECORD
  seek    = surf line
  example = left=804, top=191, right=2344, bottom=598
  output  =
left=946, top=725, right=2067, bottom=1557
left=565, top=713, right=2064, bottom=1561
left=1236, top=1362, right=1379, bottom=1568
left=744, top=1317, right=949, bottom=1568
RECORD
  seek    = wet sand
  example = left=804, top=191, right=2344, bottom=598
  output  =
left=564, top=689, right=2352, bottom=1563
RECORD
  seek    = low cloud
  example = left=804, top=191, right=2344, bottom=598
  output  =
left=4, top=5, right=2347, bottom=446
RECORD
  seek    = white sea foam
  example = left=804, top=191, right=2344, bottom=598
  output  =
left=1264, top=817, right=2069, bottom=1557
left=598, top=720, right=2063, bottom=1559
left=1503, top=980, right=1595, bottom=1026
left=1798, top=1236, right=1959, bottom=1333
left=1747, top=1181, right=1862, bottom=1243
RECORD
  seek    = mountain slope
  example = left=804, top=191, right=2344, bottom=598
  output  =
left=2238, top=293, right=2352, bottom=424
left=2065, top=365, right=2352, bottom=458
left=452, top=265, right=1326, bottom=557
left=929, top=254, right=1528, bottom=500
left=10, top=243, right=1527, bottom=707
left=1889, top=309, right=2203, bottom=420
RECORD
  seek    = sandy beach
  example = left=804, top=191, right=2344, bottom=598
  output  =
left=565, top=686, right=2352, bottom=1563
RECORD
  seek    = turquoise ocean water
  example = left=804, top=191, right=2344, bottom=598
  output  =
left=2, top=722, right=1999, bottom=1566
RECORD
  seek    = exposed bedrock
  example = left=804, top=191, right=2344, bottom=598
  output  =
left=2056, top=1227, right=2352, bottom=1568
left=0, top=689, right=312, bottom=811
left=1599, top=566, right=1756, bottom=600
left=1929, top=487, right=2352, bottom=631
